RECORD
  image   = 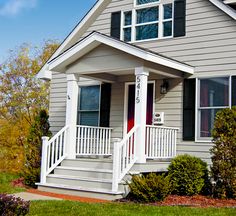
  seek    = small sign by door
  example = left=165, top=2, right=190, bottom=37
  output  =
left=153, top=112, right=164, bottom=125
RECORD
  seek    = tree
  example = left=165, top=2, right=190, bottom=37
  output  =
left=0, top=41, right=59, bottom=173
left=0, top=41, right=59, bottom=124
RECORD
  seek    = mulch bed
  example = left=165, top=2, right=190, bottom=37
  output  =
left=155, top=195, right=236, bottom=208
left=10, top=178, right=236, bottom=207
left=119, top=195, right=236, bottom=208
left=11, top=177, right=26, bottom=188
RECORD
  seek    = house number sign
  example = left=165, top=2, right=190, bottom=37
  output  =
left=136, top=76, right=141, bottom=104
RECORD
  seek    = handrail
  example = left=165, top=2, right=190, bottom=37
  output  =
left=146, top=125, right=179, bottom=130
left=40, top=125, right=69, bottom=184
left=112, top=125, right=139, bottom=192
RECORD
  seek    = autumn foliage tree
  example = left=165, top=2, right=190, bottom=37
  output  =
left=0, top=41, right=59, bottom=173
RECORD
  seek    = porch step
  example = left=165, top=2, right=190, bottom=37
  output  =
left=61, top=158, right=113, bottom=170
left=46, top=174, right=126, bottom=192
left=54, top=166, right=113, bottom=180
left=37, top=183, right=124, bottom=201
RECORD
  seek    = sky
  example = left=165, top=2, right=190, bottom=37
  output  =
left=0, top=0, right=97, bottom=63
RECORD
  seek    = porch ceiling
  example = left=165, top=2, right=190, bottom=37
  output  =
left=48, top=31, right=194, bottom=77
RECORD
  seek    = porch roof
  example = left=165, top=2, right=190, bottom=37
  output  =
left=47, top=32, right=194, bottom=76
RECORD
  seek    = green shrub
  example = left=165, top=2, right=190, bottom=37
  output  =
left=0, top=194, right=30, bottom=216
left=168, top=154, right=210, bottom=196
left=128, top=173, right=170, bottom=203
left=211, top=107, right=236, bottom=199
left=23, top=110, right=51, bottom=187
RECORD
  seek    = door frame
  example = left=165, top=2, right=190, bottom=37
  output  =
left=123, top=80, right=156, bottom=136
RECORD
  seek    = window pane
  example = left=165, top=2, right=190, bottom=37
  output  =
left=200, top=109, right=221, bottom=137
left=163, top=21, right=172, bottom=37
left=200, top=77, right=229, bottom=107
left=136, top=7, right=158, bottom=24
left=136, top=24, right=158, bottom=40
left=163, top=4, right=172, bottom=19
left=80, top=86, right=100, bottom=110
left=124, top=11, right=132, bottom=26
left=124, top=28, right=131, bottom=42
left=79, top=112, right=99, bottom=126
left=137, top=0, right=159, bottom=5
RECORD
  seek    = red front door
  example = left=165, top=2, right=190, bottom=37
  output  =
left=127, top=83, right=154, bottom=132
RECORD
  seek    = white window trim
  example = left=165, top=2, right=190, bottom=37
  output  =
left=121, top=0, right=174, bottom=43
left=78, top=85, right=101, bottom=126
left=195, top=76, right=233, bottom=142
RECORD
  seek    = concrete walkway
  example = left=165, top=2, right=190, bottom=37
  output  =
left=13, top=192, right=62, bottom=201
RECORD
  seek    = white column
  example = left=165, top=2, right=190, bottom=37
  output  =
left=66, top=74, right=79, bottom=159
left=134, top=67, right=149, bottom=163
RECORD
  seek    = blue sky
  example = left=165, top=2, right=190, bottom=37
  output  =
left=0, top=0, right=96, bottom=62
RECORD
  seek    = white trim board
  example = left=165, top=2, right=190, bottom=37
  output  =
left=48, top=32, right=194, bottom=75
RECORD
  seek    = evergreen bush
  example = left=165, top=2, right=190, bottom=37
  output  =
left=211, top=107, right=236, bottom=199
left=23, top=110, right=51, bottom=187
left=168, top=154, right=209, bottom=196
left=128, top=173, right=170, bottom=203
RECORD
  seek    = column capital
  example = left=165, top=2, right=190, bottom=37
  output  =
left=135, top=67, right=149, bottom=76
left=67, top=74, right=78, bottom=82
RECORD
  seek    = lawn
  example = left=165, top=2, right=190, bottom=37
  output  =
left=29, top=200, right=236, bottom=216
left=0, top=172, right=26, bottom=194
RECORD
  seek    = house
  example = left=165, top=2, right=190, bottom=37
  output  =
left=36, top=0, right=236, bottom=200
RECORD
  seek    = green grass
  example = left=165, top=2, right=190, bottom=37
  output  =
left=29, top=200, right=236, bottom=216
left=0, top=172, right=26, bottom=194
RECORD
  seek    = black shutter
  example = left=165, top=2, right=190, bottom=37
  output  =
left=100, top=83, right=111, bottom=127
left=232, top=76, right=236, bottom=106
left=174, top=0, right=186, bottom=37
left=111, top=11, right=121, bottom=39
left=183, top=79, right=195, bottom=141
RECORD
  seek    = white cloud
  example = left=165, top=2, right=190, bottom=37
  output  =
left=0, top=0, right=37, bottom=16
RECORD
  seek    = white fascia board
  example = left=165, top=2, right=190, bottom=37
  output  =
left=224, top=0, right=236, bottom=4
left=210, top=0, right=236, bottom=20
left=49, top=32, right=194, bottom=75
left=37, top=0, right=108, bottom=80
left=37, top=69, right=52, bottom=80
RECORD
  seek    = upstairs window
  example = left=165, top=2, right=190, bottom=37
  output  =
left=121, top=0, right=173, bottom=42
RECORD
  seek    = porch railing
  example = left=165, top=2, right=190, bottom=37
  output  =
left=112, top=125, right=139, bottom=192
left=146, top=125, right=178, bottom=159
left=40, top=125, right=69, bottom=184
left=76, top=125, right=112, bottom=156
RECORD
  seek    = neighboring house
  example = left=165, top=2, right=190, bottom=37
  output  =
left=37, top=0, right=236, bottom=200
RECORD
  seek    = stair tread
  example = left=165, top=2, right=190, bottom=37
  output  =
left=47, top=174, right=114, bottom=183
left=36, top=182, right=123, bottom=195
left=64, top=158, right=113, bottom=163
left=56, top=166, right=112, bottom=173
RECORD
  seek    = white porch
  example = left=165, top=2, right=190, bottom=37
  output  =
left=37, top=32, right=194, bottom=200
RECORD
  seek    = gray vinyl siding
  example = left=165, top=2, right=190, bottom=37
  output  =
left=110, top=82, right=125, bottom=139
left=49, top=72, right=67, bottom=135
left=48, top=0, right=236, bottom=163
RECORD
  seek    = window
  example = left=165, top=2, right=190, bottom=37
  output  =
left=121, top=0, right=173, bottom=42
left=197, top=77, right=232, bottom=139
left=78, top=85, right=100, bottom=126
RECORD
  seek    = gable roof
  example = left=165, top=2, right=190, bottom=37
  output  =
left=38, top=0, right=235, bottom=80
left=48, top=31, right=194, bottom=75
